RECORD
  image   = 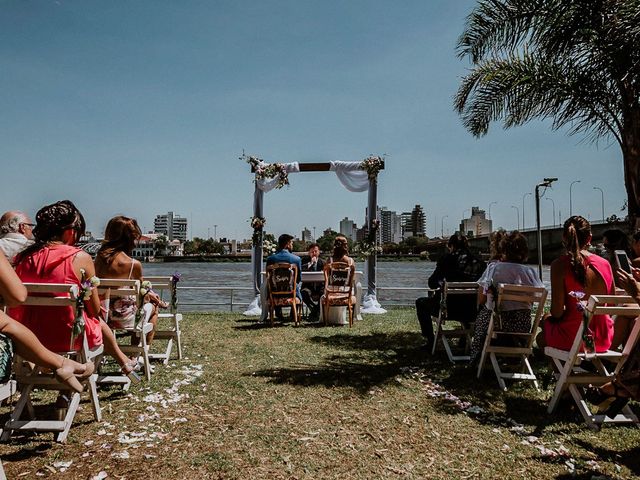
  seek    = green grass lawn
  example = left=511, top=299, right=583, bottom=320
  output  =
left=1, top=309, right=638, bottom=479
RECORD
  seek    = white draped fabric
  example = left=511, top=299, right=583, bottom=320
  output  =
left=360, top=294, right=387, bottom=314
left=329, top=161, right=370, bottom=192
left=243, top=295, right=262, bottom=316
left=256, top=162, right=300, bottom=192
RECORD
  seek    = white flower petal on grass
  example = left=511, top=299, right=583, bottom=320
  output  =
left=90, top=472, right=109, bottom=480
left=111, top=450, right=130, bottom=459
left=52, top=461, right=72, bottom=472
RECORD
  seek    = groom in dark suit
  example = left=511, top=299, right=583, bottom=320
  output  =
left=300, top=243, right=324, bottom=321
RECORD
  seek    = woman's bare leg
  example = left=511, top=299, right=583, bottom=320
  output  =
left=0, top=312, right=89, bottom=375
left=100, top=321, right=131, bottom=367
left=146, top=306, right=159, bottom=344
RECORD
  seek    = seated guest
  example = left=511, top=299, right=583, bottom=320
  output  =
left=602, top=228, right=633, bottom=280
left=592, top=266, right=640, bottom=417
left=266, top=234, right=302, bottom=321
left=0, top=247, right=93, bottom=393
left=415, top=233, right=486, bottom=350
left=537, top=216, right=614, bottom=353
left=94, top=215, right=167, bottom=344
left=469, top=231, right=543, bottom=363
left=630, top=230, right=640, bottom=267
left=10, top=200, right=139, bottom=380
left=321, top=236, right=356, bottom=325
left=300, top=243, right=324, bottom=321
left=327, top=235, right=354, bottom=266
left=0, top=210, right=35, bottom=264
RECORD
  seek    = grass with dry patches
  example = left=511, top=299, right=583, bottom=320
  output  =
left=1, top=309, right=639, bottom=479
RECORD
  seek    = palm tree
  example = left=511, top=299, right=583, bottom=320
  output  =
left=454, top=0, right=640, bottom=229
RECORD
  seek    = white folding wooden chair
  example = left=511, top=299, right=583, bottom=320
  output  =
left=431, top=282, right=479, bottom=362
left=1, top=283, right=103, bottom=443
left=144, top=276, right=183, bottom=363
left=98, top=279, right=154, bottom=382
left=476, top=284, right=547, bottom=390
left=545, top=294, right=640, bottom=430
left=0, top=358, right=16, bottom=479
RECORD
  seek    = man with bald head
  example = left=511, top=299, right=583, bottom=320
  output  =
left=0, top=211, right=35, bottom=263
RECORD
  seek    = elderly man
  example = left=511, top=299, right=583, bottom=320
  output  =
left=0, top=211, right=35, bottom=263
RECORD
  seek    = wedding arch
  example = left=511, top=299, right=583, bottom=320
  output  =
left=242, top=154, right=387, bottom=316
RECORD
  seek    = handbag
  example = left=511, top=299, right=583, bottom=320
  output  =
left=0, top=333, right=14, bottom=384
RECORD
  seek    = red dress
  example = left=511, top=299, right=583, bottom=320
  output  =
left=544, top=253, right=614, bottom=352
left=10, top=245, right=103, bottom=353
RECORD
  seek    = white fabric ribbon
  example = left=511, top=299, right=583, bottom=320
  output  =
left=330, top=161, right=369, bottom=192
left=256, top=162, right=300, bottom=192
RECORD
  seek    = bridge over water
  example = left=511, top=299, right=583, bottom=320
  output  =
left=425, top=220, right=626, bottom=264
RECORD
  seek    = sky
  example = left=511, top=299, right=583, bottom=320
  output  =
left=0, top=1, right=626, bottom=241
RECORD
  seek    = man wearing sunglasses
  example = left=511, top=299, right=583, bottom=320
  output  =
left=0, top=210, right=35, bottom=264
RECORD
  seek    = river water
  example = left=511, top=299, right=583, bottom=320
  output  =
left=144, top=261, right=552, bottom=312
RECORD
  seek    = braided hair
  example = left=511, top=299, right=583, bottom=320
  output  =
left=16, top=200, right=86, bottom=262
left=563, top=215, right=591, bottom=285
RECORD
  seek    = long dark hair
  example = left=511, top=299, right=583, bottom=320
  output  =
left=97, top=215, right=142, bottom=264
left=16, top=200, right=85, bottom=262
left=563, top=216, right=591, bottom=285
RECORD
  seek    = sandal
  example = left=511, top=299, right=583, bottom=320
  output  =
left=121, top=361, right=141, bottom=383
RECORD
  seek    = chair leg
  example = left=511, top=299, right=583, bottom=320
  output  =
left=292, top=304, right=298, bottom=326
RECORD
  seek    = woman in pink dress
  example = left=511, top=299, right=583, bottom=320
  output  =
left=538, top=216, right=614, bottom=352
left=11, top=200, right=139, bottom=380
left=0, top=247, right=92, bottom=393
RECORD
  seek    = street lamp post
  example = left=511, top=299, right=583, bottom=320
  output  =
left=569, top=180, right=580, bottom=217
left=313, top=226, right=316, bottom=241
left=488, top=201, right=497, bottom=219
left=441, top=215, right=448, bottom=238
left=207, top=227, right=210, bottom=239
left=522, top=192, right=532, bottom=230
left=511, top=205, right=520, bottom=230
left=536, top=177, right=558, bottom=278
left=214, top=224, right=218, bottom=241
left=546, top=197, right=556, bottom=227
left=593, top=186, right=605, bottom=221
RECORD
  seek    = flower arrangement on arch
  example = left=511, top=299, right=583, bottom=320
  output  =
left=359, top=155, right=384, bottom=180
left=250, top=216, right=266, bottom=230
left=262, top=238, right=277, bottom=257
left=244, top=155, right=289, bottom=189
left=353, top=238, right=382, bottom=260
left=70, top=269, right=100, bottom=349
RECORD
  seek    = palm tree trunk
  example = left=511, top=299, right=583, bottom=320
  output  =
left=623, top=143, right=640, bottom=231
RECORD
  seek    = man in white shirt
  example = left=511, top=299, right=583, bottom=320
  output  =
left=0, top=210, right=35, bottom=264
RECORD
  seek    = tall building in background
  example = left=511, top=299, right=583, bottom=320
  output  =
left=339, top=217, right=357, bottom=241
left=379, top=208, right=403, bottom=243
left=402, top=205, right=426, bottom=238
left=301, top=227, right=312, bottom=242
left=460, top=206, right=492, bottom=237
left=154, top=211, right=188, bottom=242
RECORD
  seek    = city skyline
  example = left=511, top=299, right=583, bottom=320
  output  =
left=0, top=1, right=625, bottom=241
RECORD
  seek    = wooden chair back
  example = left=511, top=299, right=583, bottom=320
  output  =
left=477, top=284, right=547, bottom=390
left=1, top=283, right=103, bottom=443
left=545, top=293, right=640, bottom=429
left=431, top=281, right=479, bottom=362
left=321, top=261, right=356, bottom=327
left=266, top=263, right=301, bottom=326
left=141, top=275, right=183, bottom=362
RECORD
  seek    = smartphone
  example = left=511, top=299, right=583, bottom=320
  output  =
left=615, top=250, right=632, bottom=273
